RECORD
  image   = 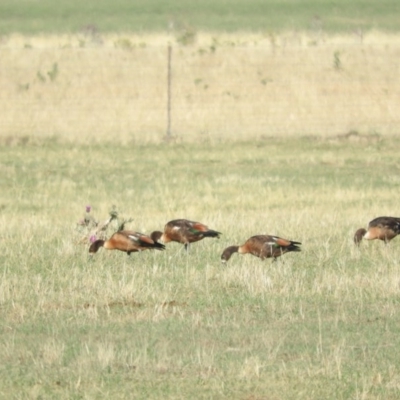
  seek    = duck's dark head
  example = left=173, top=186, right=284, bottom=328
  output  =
left=89, top=239, right=105, bottom=253
left=150, top=231, right=163, bottom=243
left=221, top=246, right=239, bottom=263
left=354, top=228, right=367, bottom=245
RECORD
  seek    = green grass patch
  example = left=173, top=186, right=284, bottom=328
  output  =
left=2, top=136, right=400, bottom=398
left=0, top=0, right=399, bottom=34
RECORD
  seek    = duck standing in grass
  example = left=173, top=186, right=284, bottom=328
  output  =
left=89, top=230, right=165, bottom=255
left=221, top=235, right=301, bottom=263
left=151, top=219, right=221, bottom=250
left=354, top=216, right=400, bottom=245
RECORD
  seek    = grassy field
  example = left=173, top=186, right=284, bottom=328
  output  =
left=0, top=0, right=400, bottom=34
left=2, top=136, right=400, bottom=398
left=2, top=1, right=400, bottom=398
left=1, top=31, right=400, bottom=143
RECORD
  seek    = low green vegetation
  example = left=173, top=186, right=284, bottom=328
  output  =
left=1, top=136, right=400, bottom=398
left=0, top=0, right=399, bottom=34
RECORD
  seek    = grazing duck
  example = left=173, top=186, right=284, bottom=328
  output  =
left=221, top=235, right=301, bottom=263
left=151, top=219, right=221, bottom=250
left=354, top=216, right=400, bottom=245
left=89, top=230, right=165, bottom=255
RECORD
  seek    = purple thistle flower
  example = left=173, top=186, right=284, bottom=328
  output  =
left=89, top=235, right=97, bottom=243
left=86, top=205, right=91, bottom=213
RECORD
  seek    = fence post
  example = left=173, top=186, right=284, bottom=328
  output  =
left=166, top=44, right=172, bottom=139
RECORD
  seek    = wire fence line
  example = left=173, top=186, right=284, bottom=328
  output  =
left=0, top=38, right=399, bottom=143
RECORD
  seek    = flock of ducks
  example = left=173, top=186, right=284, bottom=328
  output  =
left=88, top=216, right=400, bottom=262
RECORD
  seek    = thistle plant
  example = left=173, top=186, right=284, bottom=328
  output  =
left=76, top=204, right=98, bottom=243
left=76, top=205, right=132, bottom=244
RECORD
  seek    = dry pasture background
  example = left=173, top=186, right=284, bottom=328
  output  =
left=1, top=31, right=400, bottom=143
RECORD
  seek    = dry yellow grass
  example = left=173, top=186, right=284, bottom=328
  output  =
left=1, top=31, right=400, bottom=143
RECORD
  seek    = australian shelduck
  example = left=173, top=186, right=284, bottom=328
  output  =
left=221, top=234, right=301, bottom=263
left=89, top=230, right=165, bottom=255
left=151, top=219, right=221, bottom=250
left=354, top=216, right=400, bottom=245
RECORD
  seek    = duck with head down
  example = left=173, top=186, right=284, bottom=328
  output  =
left=221, top=234, right=301, bottom=263
left=354, top=216, right=400, bottom=245
left=151, top=219, right=221, bottom=251
left=89, top=230, right=165, bottom=255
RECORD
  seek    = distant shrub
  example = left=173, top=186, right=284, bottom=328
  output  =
left=176, top=25, right=197, bottom=46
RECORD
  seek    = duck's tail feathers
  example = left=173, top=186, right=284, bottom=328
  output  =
left=204, top=230, right=222, bottom=239
left=152, top=241, right=166, bottom=251
left=288, top=243, right=301, bottom=252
